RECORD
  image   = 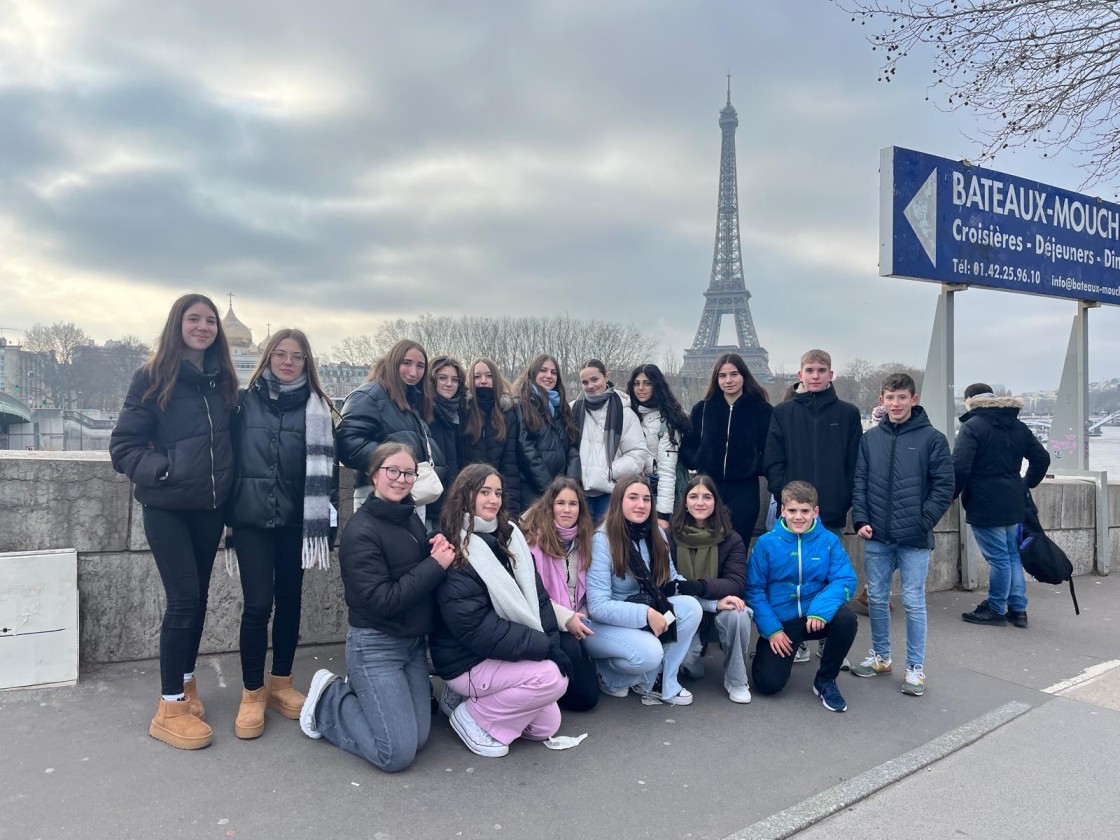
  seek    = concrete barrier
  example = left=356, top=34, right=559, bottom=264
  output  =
left=0, top=452, right=1113, bottom=665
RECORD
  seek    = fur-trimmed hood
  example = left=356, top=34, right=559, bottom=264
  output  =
left=963, top=393, right=1024, bottom=413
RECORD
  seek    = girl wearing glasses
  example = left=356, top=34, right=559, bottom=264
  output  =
left=338, top=339, right=444, bottom=513
left=225, top=329, right=338, bottom=740
left=512, top=354, right=581, bottom=509
left=298, top=443, right=457, bottom=772
left=461, top=357, right=523, bottom=516
left=110, top=294, right=237, bottom=750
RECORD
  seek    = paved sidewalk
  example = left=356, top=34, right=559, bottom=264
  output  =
left=1, top=576, right=1115, bottom=840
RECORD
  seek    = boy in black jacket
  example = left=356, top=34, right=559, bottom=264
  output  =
left=763, top=349, right=863, bottom=662
left=954, top=383, right=1050, bottom=628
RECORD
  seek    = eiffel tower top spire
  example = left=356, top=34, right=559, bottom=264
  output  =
left=681, top=81, right=771, bottom=382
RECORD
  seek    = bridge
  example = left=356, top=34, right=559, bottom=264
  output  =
left=1021, top=411, right=1120, bottom=443
left=0, top=391, right=31, bottom=425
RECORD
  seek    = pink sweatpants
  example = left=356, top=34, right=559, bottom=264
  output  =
left=448, top=659, right=567, bottom=745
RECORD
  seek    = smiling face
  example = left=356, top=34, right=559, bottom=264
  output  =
left=372, top=451, right=418, bottom=503
left=880, top=388, right=918, bottom=425
left=473, top=474, right=504, bottom=521
left=398, top=349, right=426, bottom=386
left=473, top=362, right=493, bottom=389
left=631, top=373, right=653, bottom=405
left=269, top=337, right=306, bottom=384
left=798, top=360, right=833, bottom=393
left=552, top=488, right=580, bottom=529
left=620, top=482, right=652, bottom=525
left=685, top=483, right=716, bottom=524
left=717, top=363, right=743, bottom=399
left=579, top=366, right=608, bottom=396
left=534, top=359, right=559, bottom=391
left=782, top=499, right=819, bottom=534
left=434, top=364, right=461, bottom=399
left=180, top=302, right=218, bottom=358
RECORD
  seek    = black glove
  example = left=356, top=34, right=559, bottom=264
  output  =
left=546, top=641, right=573, bottom=678
left=677, top=579, right=704, bottom=598
left=659, top=580, right=679, bottom=598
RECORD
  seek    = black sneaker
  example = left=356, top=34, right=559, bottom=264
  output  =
left=1006, top=609, right=1029, bottom=629
left=812, top=677, right=848, bottom=712
left=962, top=602, right=1007, bottom=625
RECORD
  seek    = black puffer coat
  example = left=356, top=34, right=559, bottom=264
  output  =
left=337, top=382, right=444, bottom=490
left=953, top=395, right=1050, bottom=527
left=339, top=495, right=446, bottom=637
left=460, top=393, right=523, bottom=516
left=428, top=398, right=464, bottom=525
left=682, top=394, right=773, bottom=484
left=429, top=539, right=561, bottom=681
left=763, top=386, right=863, bottom=529
left=110, top=362, right=234, bottom=510
left=852, top=406, right=955, bottom=549
left=516, top=390, right=581, bottom=506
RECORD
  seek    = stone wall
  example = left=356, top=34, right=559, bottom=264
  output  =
left=0, top=452, right=1112, bottom=665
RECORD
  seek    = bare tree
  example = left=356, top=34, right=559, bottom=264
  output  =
left=835, top=0, right=1120, bottom=187
left=835, top=358, right=925, bottom=414
left=328, top=335, right=380, bottom=367
left=24, top=322, right=90, bottom=407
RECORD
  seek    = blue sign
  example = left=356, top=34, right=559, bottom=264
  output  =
left=880, top=146, right=1120, bottom=306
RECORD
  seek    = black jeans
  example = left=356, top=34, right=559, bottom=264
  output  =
left=143, top=506, right=225, bottom=696
left=717, top=478, right=761, bottom=546
left=751, top=605, right=858, bottom=695
left=234, top=526, right=305, bottom=690
left=556, top=632, right=600, bottom=713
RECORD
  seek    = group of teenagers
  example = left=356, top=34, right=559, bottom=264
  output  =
left=110, top=292, right=1052, bottom=771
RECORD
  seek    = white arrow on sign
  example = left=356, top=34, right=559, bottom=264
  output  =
left=903, top=168, right=937, bottom=266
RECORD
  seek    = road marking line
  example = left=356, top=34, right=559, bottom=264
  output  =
left=1042, top=659, right=1120, bottom=695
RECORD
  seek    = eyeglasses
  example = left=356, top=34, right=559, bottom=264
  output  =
left=271, top=351, right=306, bottom=365
left=436, top=375, right=461, bottom=385
left=379, top=465, right=418, bottom=482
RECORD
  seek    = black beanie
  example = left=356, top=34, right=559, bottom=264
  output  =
left=964, top=383, right=994, bottom=399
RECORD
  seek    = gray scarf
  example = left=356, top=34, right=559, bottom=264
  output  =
left=463, top=515, right=543, bottom=631
left=573, top=390, right=624, bottom=467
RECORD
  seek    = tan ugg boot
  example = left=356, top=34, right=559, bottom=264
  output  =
left=234, top=686, right=268, bottom=739
left=150, top=698, right=213, bottom=750
left=183, top=677, right=205, bottom=719
left=266, top=674, right=306, bottom=720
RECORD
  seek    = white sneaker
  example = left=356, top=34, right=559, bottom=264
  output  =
left=725, top=680, right=752, bottom=704
left=450, top=704, right=509, bottom=757
left=438, top=684, right=464, bottom=718
left=638, top=688, right=664, bottom=705
left=794, top=642, right=811, bottom=664
left=816, top=640, right=826, bottom=659
left=598, top=675, right=630, bottom=698
left=299, top=669, right=341, bottom=739
left=661, top=688, right=694, bottom=706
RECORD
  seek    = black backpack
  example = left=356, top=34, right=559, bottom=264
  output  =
left=1017, top=491, right=1079, bottom=615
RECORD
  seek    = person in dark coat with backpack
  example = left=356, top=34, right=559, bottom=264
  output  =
left=954, top=383, right=1051, bottom=628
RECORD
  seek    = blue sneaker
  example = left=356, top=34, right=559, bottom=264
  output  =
left=813, top=677, right=848, bottom=712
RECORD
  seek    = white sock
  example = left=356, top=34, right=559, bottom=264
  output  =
left=183, top=673, right=194, bottom=683
left=162, top=693, right=186, bottom=702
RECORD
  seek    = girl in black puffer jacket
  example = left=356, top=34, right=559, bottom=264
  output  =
left=427, top=355, right=466, bottom=527
left=461, top=357, right=523, bottom=516
left=109, top=293, right=238, bottom=751
left=513, top=353, right=581, bottom=508
left=226, top=328, right=338, bottom=740
left=337, top=339, right=445, bottom=512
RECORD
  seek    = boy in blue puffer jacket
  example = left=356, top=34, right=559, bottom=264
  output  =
left=745, top=481, right=858, bottom=712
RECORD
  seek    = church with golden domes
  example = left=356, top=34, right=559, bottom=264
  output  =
left=221, top=302, right=265, bottom=387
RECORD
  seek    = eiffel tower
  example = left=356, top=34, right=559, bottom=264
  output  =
left=681, top=79, right=771, bottom=383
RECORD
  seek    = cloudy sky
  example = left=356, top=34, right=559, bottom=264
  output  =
left=3, top=0, right=1119, bottom=392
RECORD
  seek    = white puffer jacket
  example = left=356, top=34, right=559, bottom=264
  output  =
left=576, top=391, right=647, bottom=495
left=635, top=405, right=679, bottom=517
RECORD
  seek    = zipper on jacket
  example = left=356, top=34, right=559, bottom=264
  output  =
left=796, top=533, right=804, bottom=618
left=203, top=385, right=217, bottom=509
left=723, top=401, right=735, bottom=477
left=884, top=425, right=899, bottom=543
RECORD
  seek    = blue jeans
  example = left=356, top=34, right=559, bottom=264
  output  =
left=863, top=541, right=930, bottom=669
left=971, top=525, right=1027, bottom=615
left=585, top=493, right=610, bottom=523
left=583, top=595, right=702, bottom=699
left=315, top=627, right=431, bottom=773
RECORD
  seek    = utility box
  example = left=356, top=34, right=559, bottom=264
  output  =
left=0, top=549, right=79, bottom=690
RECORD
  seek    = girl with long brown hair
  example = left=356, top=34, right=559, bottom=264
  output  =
left=512, top=353, right=580, bottom=508
left=460, top=357, right=523, bottom=515
left=582, top=475, right=702, bottom=706
left=110, top=293, right=237, bottom=750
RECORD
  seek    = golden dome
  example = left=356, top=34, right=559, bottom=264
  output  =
left=222, top=305, right=254, bottom=349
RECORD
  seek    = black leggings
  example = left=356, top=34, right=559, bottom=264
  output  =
left=556, top=632, right=600, bottom=713
left=143, top=506, right=225, bottom=696
left=234, top=526, right=306, bottom=690
left=752, top=605, right=858, bottom=695
left=717, top=478, right=761, bottom=546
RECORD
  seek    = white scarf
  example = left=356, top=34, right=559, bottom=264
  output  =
left=463, top=515, right=543, bottom=632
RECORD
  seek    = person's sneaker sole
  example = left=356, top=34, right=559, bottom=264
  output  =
left=661, top=689, right=693, bottom=706
left=299, top=669, right=339, bottom=740
left=599, top=681, right=630, bottom=698
left=962, top=612, right=1007, bottom=626
left=901, top=682, right=925, bottom=697
left=449, top=706, right=509, bottom=758
left=850, top=663, right=892, bottom=678
left=725, top=681, right=752, bottom=704
left=812, top=684, right=848, bottom=712
left=793, top=647, right=811, bottom=664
